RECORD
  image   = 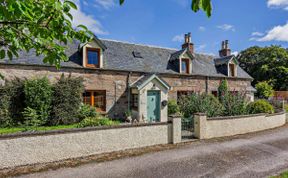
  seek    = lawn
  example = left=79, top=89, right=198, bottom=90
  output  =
left=271, top=171, right=288, bottom=178
left=0, top=124, right=79, bottom=135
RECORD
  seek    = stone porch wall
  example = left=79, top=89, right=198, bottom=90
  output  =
left=0, top=64, right=252, bottom=120
left=194, top=112, right=286, bottom=139
left=0, top=117, right=181, bottom=169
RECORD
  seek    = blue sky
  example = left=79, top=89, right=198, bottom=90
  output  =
left=72, top=0, right=288, bottom=55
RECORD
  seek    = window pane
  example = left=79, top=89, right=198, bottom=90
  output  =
left=83, top=92, right=91, bottom=105
left=87, top=50, right=99, bottom=65
left=131, top=94, right=138, bottom=108
left=182, top=61, right=187, bottom=73
left=94, top=91, right=106, bottom=111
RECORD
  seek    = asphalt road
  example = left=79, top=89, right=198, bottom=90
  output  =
left=19, top=126, right=288, bottom=178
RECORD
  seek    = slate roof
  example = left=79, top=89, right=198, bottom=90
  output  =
left=214, top=55, right=235, bottom=65
left=0, top=38, right=253, bottom=79
left=130, top=74, right=170, bottom=89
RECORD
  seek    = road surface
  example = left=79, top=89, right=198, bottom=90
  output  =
left=19, top=125, right=288, bottom=178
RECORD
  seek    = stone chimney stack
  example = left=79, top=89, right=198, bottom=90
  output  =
left=182, top=33, right=194, bottom=54
left=219, top=40, right=231, bottom=57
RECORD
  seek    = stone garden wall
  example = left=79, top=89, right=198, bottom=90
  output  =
left=194, top=112, right=286, bottom=139
left=0, top=117, right=181, bottom=169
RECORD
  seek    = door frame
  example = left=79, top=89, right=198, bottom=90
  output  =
left=146, top=90, right=161, bottom=122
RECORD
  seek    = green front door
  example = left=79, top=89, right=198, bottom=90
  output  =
left=147, top=91, right=160, bottom=122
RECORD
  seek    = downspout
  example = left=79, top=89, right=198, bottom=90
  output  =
left=205, top=76, right=209, bottom=94
left=127, top=72, right=132, bottom=112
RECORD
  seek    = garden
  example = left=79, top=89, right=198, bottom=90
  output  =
left=0, top=75, right=119, bottom=135
left=168, top=80, right=280, bottom=118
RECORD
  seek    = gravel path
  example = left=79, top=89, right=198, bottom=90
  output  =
left=18, top=126, right=288, bottom=178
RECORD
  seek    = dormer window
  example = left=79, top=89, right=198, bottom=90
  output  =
left=181, top=58, right=190, bottom=74
left=86, top=47, right=100, bottom=68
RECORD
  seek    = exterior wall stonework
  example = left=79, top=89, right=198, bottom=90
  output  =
left=0, top=64, right=252, bottom=120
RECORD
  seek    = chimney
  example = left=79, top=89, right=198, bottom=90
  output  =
left=182, top=33, right=194, bottom=53
left=219, top=40, right=231, bottom=57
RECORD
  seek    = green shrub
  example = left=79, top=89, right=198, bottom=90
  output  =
left=77, top=116, right=119, bottom=128
left=221, top=93, right=249, bottom=116
left=285, top=104, right=288, bottom=113
left=50, top=74, right=84, bottom=125
left=24, top=77, right=52, bottom=125
left=255, top=81, right=274, bottom=99
left=179, top=93, right=224, bottom=118
left=78, top=104, right=97, bottom=120
left=168, top=100, right=180, bottom=115
left=247, top=99, right=275, bottom=114
left=22, top=107, right=43, bottom=127
left=0, top=78, right=25, bottom=127
left=218, top=79, right=228, bottom=104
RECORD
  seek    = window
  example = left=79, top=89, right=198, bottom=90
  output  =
left=181, top=58, right=190, bottom=74
left=86, top=48, right=100, bottom=68
left=229, top=63, right=235, bottom=77
left=177, top=91, right=193, bottom=102
left=83, top=90, right=106, bottom=112
left=131, top=94, right=138, bottom=109
left=212, top=91, right=218, bottom=97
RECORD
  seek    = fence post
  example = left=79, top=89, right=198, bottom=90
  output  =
left=169, top=114, right=181, bottom=144
left=194, top=113, right=207, bottom=139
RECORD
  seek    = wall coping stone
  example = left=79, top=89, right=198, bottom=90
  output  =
left=208, top=111, right=285, bottom=121
left=266, top=111, right=285, bottom=117
left=168, top=113, right=182, bottom=118
left=194, top=113, right=207, bottom=116
left=0, top=122, right=170, bottom=140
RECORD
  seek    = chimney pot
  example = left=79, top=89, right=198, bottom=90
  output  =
left=182, top=33, right=194, bottom=53
left=219, top=40, right=231, bottom=57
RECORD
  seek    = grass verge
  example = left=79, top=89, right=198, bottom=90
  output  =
left=0, top=124, right=79, bottom=135
left=271, top=171, right=288, bottom=178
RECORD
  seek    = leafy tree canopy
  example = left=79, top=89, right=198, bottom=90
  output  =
left=237, top=46, right=288, bottom=91
left=0, top=0, right=93, bottom=68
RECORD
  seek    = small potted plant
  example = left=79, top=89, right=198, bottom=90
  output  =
left=125, top=110, right=132, bottom=123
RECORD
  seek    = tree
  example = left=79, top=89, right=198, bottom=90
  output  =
left=120, top=0, right=212, bottom=17
left=255, top=81, right=274, bottom=99
left=237, top=46, right=288, bottom=90
left=0, top=0, right=93, bottom=68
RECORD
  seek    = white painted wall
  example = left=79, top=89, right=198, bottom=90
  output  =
left=194, top=112, right=286, bottom=139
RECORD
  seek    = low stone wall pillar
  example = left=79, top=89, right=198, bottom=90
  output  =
left=194, top=113, right=207, bottom=139
left=169, top=114, right=181, bottom=144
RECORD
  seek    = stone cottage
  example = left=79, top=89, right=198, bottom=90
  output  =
left=0, top=33, right=255, bottom=122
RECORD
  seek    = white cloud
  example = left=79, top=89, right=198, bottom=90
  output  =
left=196, top=44, right=207, bottom=51
left=217, top=24, right=235, bottom=32
left=267, top=0, right=288, bottom=9
left=231, top=51, right=239, bottom=56
left=70, top=0, right=108, bottom=35
left=198, top=26, right=206, bottom=32
left=172, top=34, right=184, bottom=42
left=83, top=0, right=88, bottom=6
left=94, top=0, right=116, bottom=10
left=251, top=31, right=264, bottom=36
left=257, top=22, right=288, bottom=42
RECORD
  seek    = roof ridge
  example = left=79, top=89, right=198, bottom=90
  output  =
left=99, top=38, right=178, bottom=51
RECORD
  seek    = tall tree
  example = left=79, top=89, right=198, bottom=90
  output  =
left=237, top=46, right=288, bottom=90
left=0, top=0, right=92, bottom=68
